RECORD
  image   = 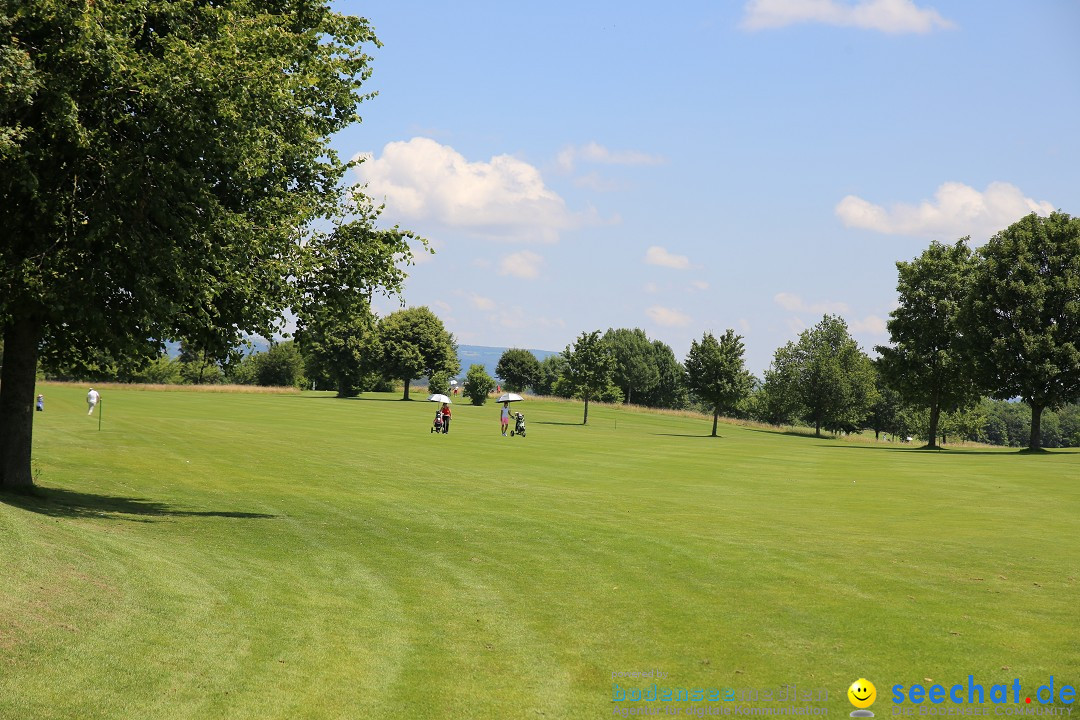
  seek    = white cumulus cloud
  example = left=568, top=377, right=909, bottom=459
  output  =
left=836, top=181, right=1055, bottom=241
left=645, top=246, right=692, bottom=270
left=354, top=137, right=583, bottom=243
left=646, top=306, right=691, bottom=328
left=499, top=250, right=543, bottom=279
left=556, top=142, right=665, bottom=172
left=741, top=0, right=955, bottom=33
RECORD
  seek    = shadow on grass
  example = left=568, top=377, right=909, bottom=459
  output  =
left=820, top=445, right=1077, bottom=455
left=652, top=433, right=723, bottom=439
left=744, top=427, right=840, bottom=441
left=0, top=487, right=278, bottom=522
left=290, top=395, right=409, bottom=402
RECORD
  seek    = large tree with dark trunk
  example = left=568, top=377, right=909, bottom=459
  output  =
left=0, top=1, right=412, bottom=490
left=376, top=307, right=459, bottom=401
left=876, top=240, right=980, bottom=449
left=960, top=212, right=1080, bottom=450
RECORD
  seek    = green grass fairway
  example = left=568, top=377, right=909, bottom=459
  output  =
left=2, top=385, right=1078, bottom=719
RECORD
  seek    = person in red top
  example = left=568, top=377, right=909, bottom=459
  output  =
left=441, top=403, right=451, bottom=434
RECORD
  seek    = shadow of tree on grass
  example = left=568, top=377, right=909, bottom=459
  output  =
left=651, top=433, right=723, bottom=439
left=0, top=486, right=277, bottom=522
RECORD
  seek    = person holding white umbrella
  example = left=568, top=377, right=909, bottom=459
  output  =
left=428, top=393, right=452, bottom=435
left=440, top=402, right=451, bottom=434
left=495, top=392, right=523, bottom=436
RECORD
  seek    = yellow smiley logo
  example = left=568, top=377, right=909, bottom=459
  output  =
left=848, top=678, right=877, bottom=709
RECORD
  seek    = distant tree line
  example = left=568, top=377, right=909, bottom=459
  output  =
left=488, top=212, right=1080, bottom=449
left=24, top=211, right=1080, bottom=452
left=39, top=305, right=459, bottom=399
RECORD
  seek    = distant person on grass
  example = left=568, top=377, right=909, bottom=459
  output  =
left=36, top=394, right=44, bottom=412
left=441, top=403, right=451, bottom=434
left=500, top=401, right=511, bottom=436
left=86, top=388, right=100, bottom=416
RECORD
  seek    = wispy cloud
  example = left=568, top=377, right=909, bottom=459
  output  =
left=836, top=181, right=1054, bottom=241
left=775, top=293, right=888, bottom=337
left=646, top=305, right=692, bottom=328
left=498, top=250, right=543, bottom=279
left=468, top=293, right=496, bottom=311
left=487, top=306, right=565, bottom=330
left=774, top=292, right=850, bottom=315
left=556, top=142, right=665, bottom=173
left=741, top=0, right=955, bottom=34
left=645, top=246, right=692, bottom=270
left=849, top=315, right=888, bottom=335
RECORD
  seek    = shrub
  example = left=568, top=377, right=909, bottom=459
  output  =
left=463, top=364, right=495, bottom=406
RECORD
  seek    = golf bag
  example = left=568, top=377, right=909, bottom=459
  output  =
left=510, top=412, right=526, bottom=437
left=431, top=411, right=444, bottom=434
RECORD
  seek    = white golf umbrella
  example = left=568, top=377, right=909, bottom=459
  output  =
left=449, top=379, right=458, bottom=386
left=428, top=394, right=452, bottom=403
left=496, top=392, right=524, bottom=403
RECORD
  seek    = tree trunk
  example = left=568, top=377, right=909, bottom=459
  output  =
left=1029, top=403, right=1044, bottom=450
left=0, top=316, right=42, bottom=492
left=874, top=429, right=880, bottom=441
left=583, top=395, right=589, bottom=425
left=402, top=377, right=411, bottom=400
left=712, top=409, right=719, bottom=437
left=815, top=420, right=821, bottom=437
left=926, top=402, right=941, bottom=449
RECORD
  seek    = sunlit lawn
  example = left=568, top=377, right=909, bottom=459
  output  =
left=1, top=384, right=1077, bottom=719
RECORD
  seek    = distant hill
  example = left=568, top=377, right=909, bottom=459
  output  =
left=456, top=345, right=558, bottom=382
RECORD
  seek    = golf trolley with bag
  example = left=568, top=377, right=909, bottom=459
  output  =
left=509, top=412, right=526, bottom=438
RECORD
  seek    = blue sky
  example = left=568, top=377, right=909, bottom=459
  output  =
left=330, top=0, right=1080, bottom=375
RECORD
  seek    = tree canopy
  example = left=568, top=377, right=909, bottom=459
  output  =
left=960, top=212, right=1080, bottom=449
left=495, top=348, right=541, bottom=393
left=764, top=315, right=878, bottom=436
left=533, top=354, right=569, bottom=397
left=876, top=240, right=980, bottom=449
left=638, top=340, right=689, bottom=410
left=376, top=307, right=459, bottom=401
left=684, top=330, right=753, bottom=437
left=0, top=1, right=412, bottom=489
left=603, top=328, right=660, bottom=405
left=560, top=330, right=615, bottom=425
left=463, top=364, right=495, bottom=406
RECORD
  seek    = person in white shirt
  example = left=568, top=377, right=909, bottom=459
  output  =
left=500, top=402, right=511, bottom=436
left=87, top=388, right=100, bottom=415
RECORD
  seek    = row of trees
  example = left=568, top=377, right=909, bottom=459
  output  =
left=493, top=311, right=1080, bottom=449
left=490, top=328, right=752, bottom=434
left=488, top=212, right=1079, bottom=450
left=38, top=305, right=461, bottom=399
left=876, top=212, right=1080, bottom=450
